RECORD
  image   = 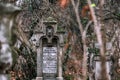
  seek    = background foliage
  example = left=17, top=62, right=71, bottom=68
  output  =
left=1, top=0, right=120, bottom=80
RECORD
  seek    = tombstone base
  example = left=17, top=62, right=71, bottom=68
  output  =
left=56, top=77, right=63, bottom=80
left=36, top=77, right=43, bottom=80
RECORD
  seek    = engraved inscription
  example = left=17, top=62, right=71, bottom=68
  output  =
left=43, top=47, right=57, bottom=73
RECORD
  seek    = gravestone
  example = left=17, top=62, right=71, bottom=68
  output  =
left=88, top=42, right=113, bottom=80
left=35, top=17, right=65, bottom=80
left=93, top=55, right=112, bottom=80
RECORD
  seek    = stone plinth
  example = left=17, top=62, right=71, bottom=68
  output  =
left=36, top=77, right=43, bottom=80
left=56, top=77, right=63, bottom=80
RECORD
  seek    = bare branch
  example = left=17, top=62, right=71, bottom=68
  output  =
left=70, top=0, right=83, bottom=33
left=83, top=21, right=92, bottom=38
left=87, top=0, right=109, bottom=79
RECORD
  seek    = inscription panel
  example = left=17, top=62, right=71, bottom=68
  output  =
left=43, top=47, right=57, bottom=73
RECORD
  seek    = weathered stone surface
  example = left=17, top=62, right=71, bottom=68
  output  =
left=0, top=3, right=21, bottom=80
left=43, top=47, right=57, bottom=74
left=56, top=77, right=64, bottom=80
left=35, top=18, right=64, bottom=80
left=36, top=77, right=43, bottom=80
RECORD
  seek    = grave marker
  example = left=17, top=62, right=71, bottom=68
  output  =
left=35, top=17, right=65, bottom=80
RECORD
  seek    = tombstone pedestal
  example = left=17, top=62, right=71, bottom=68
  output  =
left=56, top=77, right=63, bottom=80
left=36, top=77, right=43, bottom=80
